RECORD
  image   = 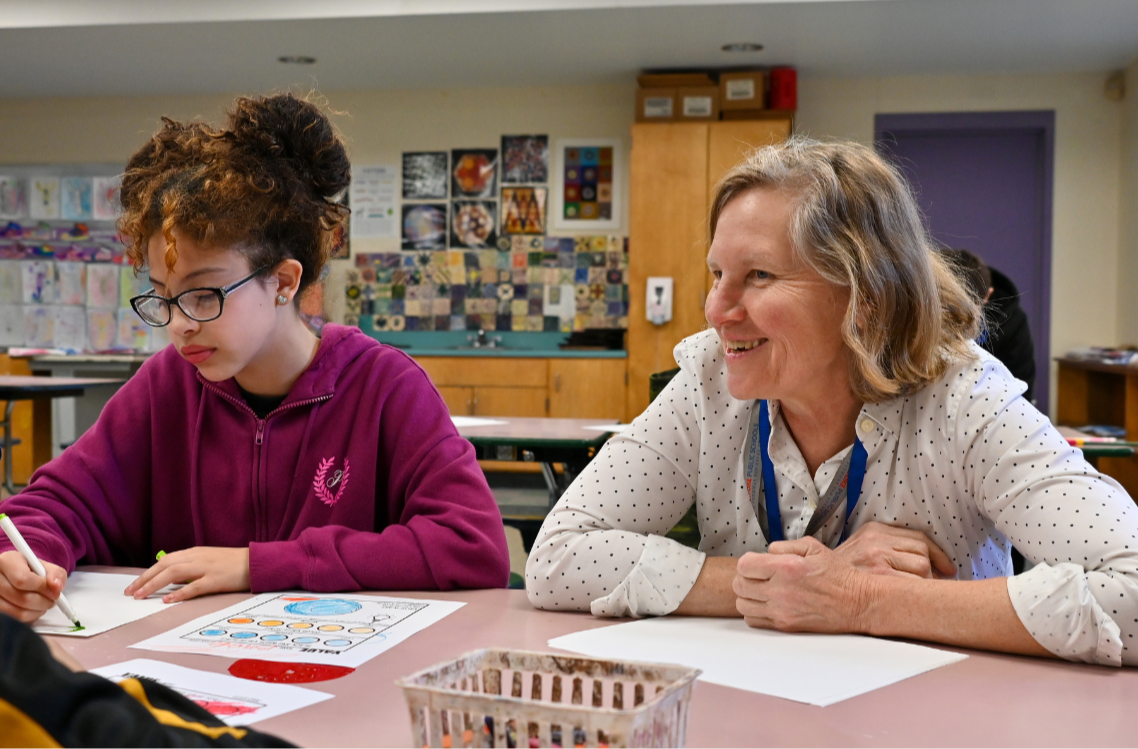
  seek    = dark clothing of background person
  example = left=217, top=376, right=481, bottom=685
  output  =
left=983, top=267, right=1037, bottom=404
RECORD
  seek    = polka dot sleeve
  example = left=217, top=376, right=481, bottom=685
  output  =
left=525, top=354, right=708, bottom=616
left=956, top=355, right=1138, bottom=666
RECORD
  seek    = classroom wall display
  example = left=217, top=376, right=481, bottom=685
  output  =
left=0, top=176, right=26, bottom=220
left=60, top=177, right=93, bottom=221
left=500, top=187, right=547, bottom=235
left=551, top=139, right=622, bottom=231
left=401, top=203, right=448, bottom=251
left=92, top=176, right=121, bottom=221
left=450, top=201, right=497, bottom=249
left=401, top=152, right=448, bottom=200
left=451, top=149, right=498, bottom=199
left=28, top=177, right=61, bottom=220
left=348, top=234, right=628, bottom=333
left=501, top=135, right=549, bottom=184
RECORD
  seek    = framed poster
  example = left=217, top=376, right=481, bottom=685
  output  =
left=551, top=139, right=622, bottom=231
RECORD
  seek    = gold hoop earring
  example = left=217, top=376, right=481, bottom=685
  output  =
left=277, top=295, right=289, bottom=306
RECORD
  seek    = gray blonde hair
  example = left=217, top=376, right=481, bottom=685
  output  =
left=709, top=136, right=981, bottom=403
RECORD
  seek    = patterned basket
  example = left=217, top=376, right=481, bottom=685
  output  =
left=397, top=648, right=700, bottom=748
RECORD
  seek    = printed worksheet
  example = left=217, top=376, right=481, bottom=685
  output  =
left=90, top=659, right=331, bottom=726
left=131, top=592, right=465, bottom=668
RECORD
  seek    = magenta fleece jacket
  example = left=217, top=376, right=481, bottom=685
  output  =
left=0, top=324, right=510, bottom=591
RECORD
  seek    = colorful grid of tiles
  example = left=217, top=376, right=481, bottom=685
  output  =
left=345, top=235, right=628, bottom=333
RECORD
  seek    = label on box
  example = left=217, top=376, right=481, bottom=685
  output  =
left=725, top=79, right=756, bottom=101
left=643, top=96, right=674, bottom=118
left=682, top=96, right=713, bottom=117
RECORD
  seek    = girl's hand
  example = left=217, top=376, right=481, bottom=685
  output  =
left=125, top=547, right=250, bottom=603
left=0, top=550, right=66, bottom=623
left=733, top=537, right=880, bottom=633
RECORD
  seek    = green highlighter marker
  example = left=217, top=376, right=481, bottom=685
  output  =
left=156, top=550, right=167, bottom=561
left=0, top=513, right=83, bottom=629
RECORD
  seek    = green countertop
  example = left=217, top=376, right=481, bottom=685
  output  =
left=363, top=328, right=627, bottom=358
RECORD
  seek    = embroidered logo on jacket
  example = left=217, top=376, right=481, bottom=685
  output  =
left=313, top=457, right=351, bottom=507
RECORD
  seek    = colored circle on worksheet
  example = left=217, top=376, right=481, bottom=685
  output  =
left=200, top=629, right=226, bottom=636
left=318, top=624, right=344, bottom=632
left=284, top=599, right=362, bottom=617
left=231, top=632, right=258, bottom=639
left=293, top=636, right=319, bottom=644
left=261, top=634, right=287, bottom=641
left=228, top=617, right=254, bottom=624
left=324, top=639, right=351, bottom=647
left=258, top=620, right=285, bottom=627
left=287, top=622, right=313, bottom=629
left=348, top=627, right=375, bottom=634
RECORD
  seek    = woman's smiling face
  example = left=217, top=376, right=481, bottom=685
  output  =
left=704, top=187, right=852, bottom=407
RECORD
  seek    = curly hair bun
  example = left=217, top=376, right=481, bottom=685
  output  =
left=227, top=94, right=351, bottom=202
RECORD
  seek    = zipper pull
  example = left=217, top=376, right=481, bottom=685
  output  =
left=255, top=419, right=266, bottom=445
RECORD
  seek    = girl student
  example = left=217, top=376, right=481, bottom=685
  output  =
left=0, top=93, right=510, bottom=622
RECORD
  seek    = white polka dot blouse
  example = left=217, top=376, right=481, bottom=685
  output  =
left=526, top=328, right=1138, bottom=667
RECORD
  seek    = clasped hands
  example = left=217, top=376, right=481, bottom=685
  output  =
left=732, top=522, right=956, bottom=634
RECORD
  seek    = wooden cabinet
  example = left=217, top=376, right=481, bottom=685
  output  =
left=415, top=356, right=627, bottom=420
left=0, top=354, right=51, bottom=490
left=626, top=119, right=791, bottom=420
left=548, top=358, right=628, bottom=419
left=1056, top=357, right=1138, bottom=497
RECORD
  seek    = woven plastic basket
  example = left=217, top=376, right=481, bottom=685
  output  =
left=397, top=648, right=700, bottom=748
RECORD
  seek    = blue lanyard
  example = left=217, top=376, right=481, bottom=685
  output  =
left=755, top=399, right=868, bottom=544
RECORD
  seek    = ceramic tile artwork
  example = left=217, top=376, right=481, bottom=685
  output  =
left=351, top=235, right=628, bottom=333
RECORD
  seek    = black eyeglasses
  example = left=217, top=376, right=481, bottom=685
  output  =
left=130, top=266, right=269, bottom=327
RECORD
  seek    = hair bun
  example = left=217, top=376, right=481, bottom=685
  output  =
left=227, top=93, right=350, bottom=201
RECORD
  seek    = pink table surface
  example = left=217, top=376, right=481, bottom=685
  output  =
left=48, top=568, right=1138, bottom=748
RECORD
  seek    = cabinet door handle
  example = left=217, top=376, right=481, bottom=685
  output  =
left=471, top=395, right=479, bottom=415
left=554, top=373, right=561, bottom=392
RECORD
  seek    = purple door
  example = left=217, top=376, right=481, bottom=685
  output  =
left=875, top=111, right=1054, bottom=413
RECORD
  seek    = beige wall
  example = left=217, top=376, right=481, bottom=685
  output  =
left=0, top=83, right=637, bottom=324
left=797, top=71, right=1126, bottom=415
left=1118, top=60, right=1138, bottom=345
left=0, top=74, right=1129, bottom=416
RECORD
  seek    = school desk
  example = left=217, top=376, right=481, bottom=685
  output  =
left=49, top=566, right=1138, bottom=748
left=0, top=375, right=122, bottom=494
left=455, top=416, right=617, bottom=549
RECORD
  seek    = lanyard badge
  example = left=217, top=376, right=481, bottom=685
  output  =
left=745, top=400, right=867, bottom=544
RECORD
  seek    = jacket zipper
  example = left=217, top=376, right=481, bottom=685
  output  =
left=198, top=378, right=333, bottom=541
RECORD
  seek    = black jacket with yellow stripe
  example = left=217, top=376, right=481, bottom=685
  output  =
left=0, top=613, right=295, bottom=748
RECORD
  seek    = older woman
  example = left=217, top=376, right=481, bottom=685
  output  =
left=527, top=137, right=1138, bottom=666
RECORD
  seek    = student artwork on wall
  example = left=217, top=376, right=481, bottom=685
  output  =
left=401, top=203, right=447, bottom=250
left=87, top=309, right=117, bottom=350
left=552, top=139, right=622, bottom=231
left=0, top=176, right=26, bottom=219
left=450, top=201, right=497, bottom=249
left=402, top=152, right=448, bottom=200
left=61, top=177, right=93, bottom=221
left=28, top=176, right=61, bottom=220
left=500, top=186, right=547, bottom=235
left=329, top=191, right=350, bottom=259
left=451, top=149, right=498, bottom=199
left=501, top=135, right=549, bottom=184
left=92, top=176, right=121, bottom=221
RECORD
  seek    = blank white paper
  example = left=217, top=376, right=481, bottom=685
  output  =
left=549, top=617, right=967, bottom=707
left=90, top=658, right=332, bottom=726
left=34, top=571, right=180, bottom=637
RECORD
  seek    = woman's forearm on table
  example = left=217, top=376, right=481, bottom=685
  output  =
left=674, top=556, right=742, bottom=617
left=862, top=575, right=1054, bottom=658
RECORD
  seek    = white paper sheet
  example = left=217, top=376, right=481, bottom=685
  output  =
left=450, top=416, right=509, bottom=428
left=131, top=592, right=465, bottom=668
left=349, top=165, right=398, bottom=239
left=90, top=658, right=331, bottom=726
left=548, top=617, right=967, bottom=707
left=34, top=571, right=181, bottom=637
left=582, top=424, right=626, bottom=433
